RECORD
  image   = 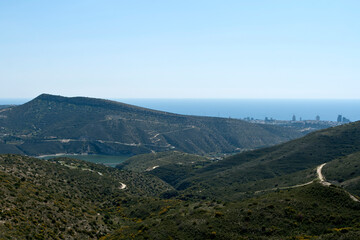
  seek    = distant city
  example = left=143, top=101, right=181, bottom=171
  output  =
left=240, top=114, right=350, bottom=134
left=243, top=114, right=350, bottom=123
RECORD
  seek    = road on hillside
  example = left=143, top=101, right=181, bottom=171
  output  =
left=256, top=163, right=359, bottom=202
left=317, top=163, right=358, bottom=202
left=317, top=163, right=331, bottom=186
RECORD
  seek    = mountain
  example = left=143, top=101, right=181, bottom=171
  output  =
left=133, top=121, right=360, bottom=200
left=3, top=94, right=360, bottom=239
left=2, top=154, right=360, bottom=239
left=0, top=154, right=174, bottom=239
left=0, top=94, right=303, bottom=156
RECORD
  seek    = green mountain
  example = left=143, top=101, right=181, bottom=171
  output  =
left=133, top=121, right=360, bottom=200
left=118, top=151, right=209, bottom=172
left=0, top=94, right=303, bottom=156
left=104, top=183, right=360, bottom=240
left=2, top=95, right=360, bottom=239
left=118, top=151, right=212, bottom=187
left=2, top=154, right=360, bottom=239
left=0, top=154, right=173, bottom=239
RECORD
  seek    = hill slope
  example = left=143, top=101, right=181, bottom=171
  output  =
left=2, top=154, right=360, bottom=239
left=117, top=151, right=212, bottom=187
left=0, top=154, right=174, bottom=239
left=104, top=183, right=360, bottom=240
left=164, top=121, right=360, bottom=199
left=0, top=94, right=303, bottom=156
left=322, top=151, right=360, bottom=196
left=118, top=151, right=209, bottom=172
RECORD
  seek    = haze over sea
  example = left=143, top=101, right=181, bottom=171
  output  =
left=1, top=98, right=359, bottom=122
left=119, top=99, right=360, bottom=122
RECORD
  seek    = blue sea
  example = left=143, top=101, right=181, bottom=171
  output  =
left=118, top=99, right=360, bottom=122
left=1, top=98, right=359, bottom=122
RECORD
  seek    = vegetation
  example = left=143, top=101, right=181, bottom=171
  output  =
left=103, top=183, right=360, bottom=240
left=2, top=98, right=360, bottom=239
left=323, top=151, right=360, bottom=196
left=0, top=154, right=174, bottom=239
left=117, top=151, right=214, bottom=188
left=2, top=154, right=360, bottom=239
left=0, top=105, right=13, bottom=110
left=0, top=94, right=303, bottom=156
left=170, top=121, right=360, bottom=200
left=117, top=151, right=209, bottom=172
left=114, top=122, right=360, bottom=201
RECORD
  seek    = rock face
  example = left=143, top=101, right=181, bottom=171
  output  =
left=0, top=94, right=303, bottom=156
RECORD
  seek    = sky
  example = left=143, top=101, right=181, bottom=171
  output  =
left=1, top=0, right=360, bottom=99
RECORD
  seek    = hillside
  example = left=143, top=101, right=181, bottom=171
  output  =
left=150, top=121, right=360, bottom=200
left=118, top=151, right=209, bottom=172
left=0, top=94, right=303, bottom=156
left=0, top=105, right=13, bottom=110
left=2, top=154, right=360, bottom=239
left=117, top=151, right=212, bottom=187
left=103, top=183, right=360, bottom=240
left=322, top=151, right=360, bottom=196
left=0, top=154, right=174, bottom=239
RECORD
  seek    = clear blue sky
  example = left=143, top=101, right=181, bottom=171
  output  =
left=1, top=0, right=359, bottom=99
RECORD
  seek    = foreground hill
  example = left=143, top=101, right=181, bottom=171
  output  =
left=100, top=183, right=360, bottom=240
left=0, top=154, right=174, bottom=239
left=0, top=94, right=303, bottom=156
left=134, top=121, right=360, bottom=200
left=2, top=154, right=360, bottom=239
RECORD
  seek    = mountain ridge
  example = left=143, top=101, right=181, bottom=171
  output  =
left=132, top=121, right=360, bottom=200
left=0, top=93, right=304, bottom=156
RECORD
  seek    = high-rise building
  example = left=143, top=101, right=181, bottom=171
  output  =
left=342, top=117, right=350, bottom=123
left=337, top=115, right=343, bottom=122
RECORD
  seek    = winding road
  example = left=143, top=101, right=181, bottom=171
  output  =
left=255, top=163, right=359, bottom=202
left=318, top=163, right=359, bottom=202
left=316, top=163, right=331, bottom=186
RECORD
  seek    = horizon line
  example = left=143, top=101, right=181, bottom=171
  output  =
left=2, top=96, right=360, bottom=101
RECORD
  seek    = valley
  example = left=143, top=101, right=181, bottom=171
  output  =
left=0, top=94, right=308, bottom=156
left=2, top=153, right=360, bottom=239
left=3, top=1, right=359, bottom=239
left=1, top=95, right=360, bottom=239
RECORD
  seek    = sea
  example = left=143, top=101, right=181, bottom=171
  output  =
left=118, top=99, right=360, bottom=122
left=1, top=98, right=360, bottom=122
